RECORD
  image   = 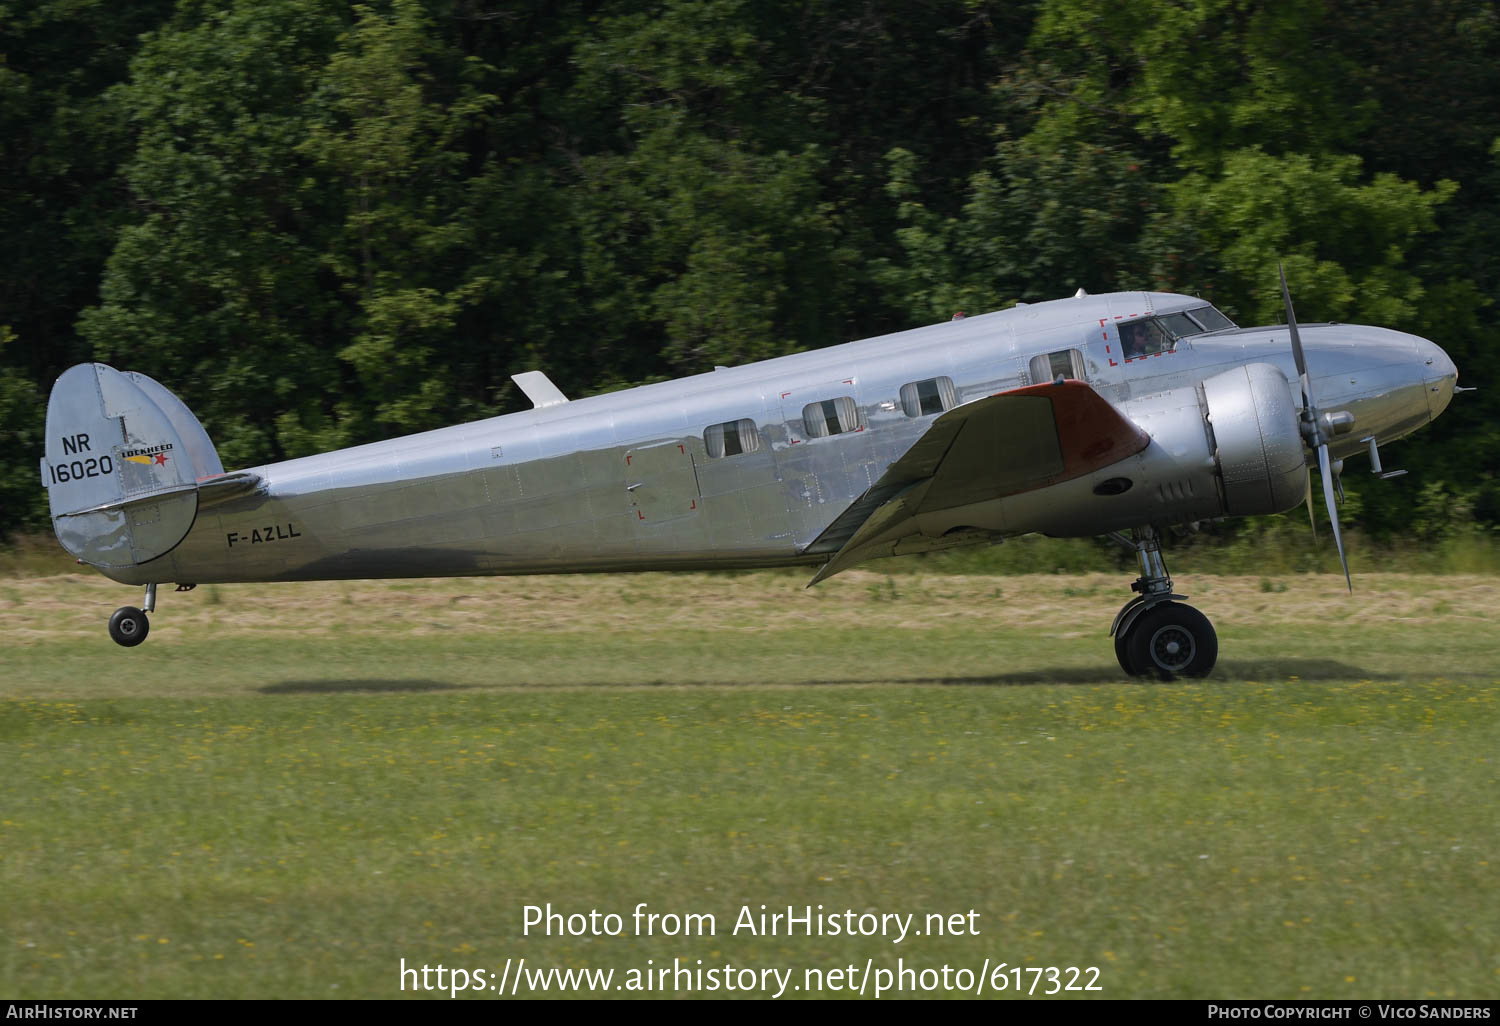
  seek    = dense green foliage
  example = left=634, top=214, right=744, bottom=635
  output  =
left=3, top=0, right=1496, bottom=541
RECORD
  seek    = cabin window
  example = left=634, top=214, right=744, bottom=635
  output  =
left=1029, top=349, right=1086, bottom=384
left=802, top=397, right=860, bottom=438
left=704, top=418, right=761, bottom=458
left=899, top=376, right=957, bottom=418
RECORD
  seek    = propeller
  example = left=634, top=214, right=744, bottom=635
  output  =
left=1280, top=264, right=1351, bottom=591
left=1304, top=470, right=1318, bottom=543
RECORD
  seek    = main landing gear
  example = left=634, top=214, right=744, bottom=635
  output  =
left=1108, top=527, right=1218, bottom=679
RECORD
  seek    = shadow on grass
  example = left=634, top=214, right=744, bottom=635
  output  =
left=258, top=679, right=472, bottom=694
left=927, top=658, right=1391, bottom=686
left=254, top=658, right=1389, bottom=693
left=633, top=657, right=1393, bottom=688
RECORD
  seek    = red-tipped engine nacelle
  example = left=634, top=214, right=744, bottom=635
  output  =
left=1004, top=362, right=1310, bottom=536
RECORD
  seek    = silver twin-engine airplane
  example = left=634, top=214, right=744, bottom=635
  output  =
left=41, top=271, right=1459, bottom=677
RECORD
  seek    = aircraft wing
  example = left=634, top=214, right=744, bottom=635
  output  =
left=806, top=380, right=1150, bottom=584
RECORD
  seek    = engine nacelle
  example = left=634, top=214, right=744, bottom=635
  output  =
left=997, top=362, right=1311, bottom=537
left=939, top=362, right=1310, bottom=538
left=1201, top=362, right=1307, bottom=517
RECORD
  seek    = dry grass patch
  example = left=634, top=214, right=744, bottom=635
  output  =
left=5, top=569, right=1499, bottom=645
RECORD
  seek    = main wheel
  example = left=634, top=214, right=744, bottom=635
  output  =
left=1114, top=629, right=1133, bottom=675
left=108, top=606, right=150, bottom=647
left=1123, top=602, right=1216, bottom=679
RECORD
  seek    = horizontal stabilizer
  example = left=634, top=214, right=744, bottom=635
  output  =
left=197, top=470, right=263, bottom=508
left=42, top=363, right=215, bottom=568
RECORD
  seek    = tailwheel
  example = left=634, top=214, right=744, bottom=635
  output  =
left=108, top=583, right=157, bottom=648
left=108, top=606, right=150, bottom=647
left=1122, top=601, right=1217, bottom=680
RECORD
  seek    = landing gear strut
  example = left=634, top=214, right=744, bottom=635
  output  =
left=1108, top=527, right=1217, bottom=679
left=108, top=582, right=156, bottom=648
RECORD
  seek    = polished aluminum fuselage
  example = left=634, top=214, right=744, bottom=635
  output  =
left=106, top=292, right=1456, bottom=586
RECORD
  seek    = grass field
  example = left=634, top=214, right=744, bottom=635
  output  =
left=3, top=567, right=1498, bottom=999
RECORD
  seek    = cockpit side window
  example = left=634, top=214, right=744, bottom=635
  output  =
left=1119, top=318, right=1174, bottom=359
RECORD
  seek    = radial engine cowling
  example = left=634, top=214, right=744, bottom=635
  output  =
left=1202, top=362, right=1307, bottom=516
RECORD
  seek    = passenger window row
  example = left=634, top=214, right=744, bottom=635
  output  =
left=702, top=376, right=956, bottom=458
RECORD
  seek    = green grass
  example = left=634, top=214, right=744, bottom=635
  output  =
left=3, top=570, right=1499, bottom=999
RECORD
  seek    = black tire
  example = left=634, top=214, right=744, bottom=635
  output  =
left=108, top=606, right=150, bottom=647
left=1114, top=629, right=1135, bottom=675
left=1123, top=602, right=1216, bottom=680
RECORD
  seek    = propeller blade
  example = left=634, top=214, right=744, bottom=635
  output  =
left=1279, top=263, right=1307, bottom=380
left=1279, top=262, right=1320, bottom=437
left=1304, top=468, right=1318, bottom=543
left=1283, top=264, right=1348, bottom=590
left=1317, top=444, right=1352, bottom=592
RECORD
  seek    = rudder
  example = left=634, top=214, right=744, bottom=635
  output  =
left=124, top=370, right=225, bottom=480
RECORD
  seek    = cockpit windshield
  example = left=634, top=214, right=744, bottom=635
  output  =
left=1177, top=306, right=1236, bottom=333
left=1121, top=306, right=1237, bottom=359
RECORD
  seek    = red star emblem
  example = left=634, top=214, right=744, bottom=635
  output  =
left=154, top=452, right=169, bottom=465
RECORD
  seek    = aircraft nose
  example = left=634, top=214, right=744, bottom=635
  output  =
left=1416, top=335, right=1459, bottom=422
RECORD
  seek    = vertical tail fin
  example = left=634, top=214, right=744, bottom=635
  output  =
left=42, top=364, right=222, bottom=568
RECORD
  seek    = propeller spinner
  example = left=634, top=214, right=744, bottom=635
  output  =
left=1279, top=264, right=1352, bottom=591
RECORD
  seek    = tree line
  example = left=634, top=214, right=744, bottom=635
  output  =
left=2, top=0, right=1496, bottom=545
